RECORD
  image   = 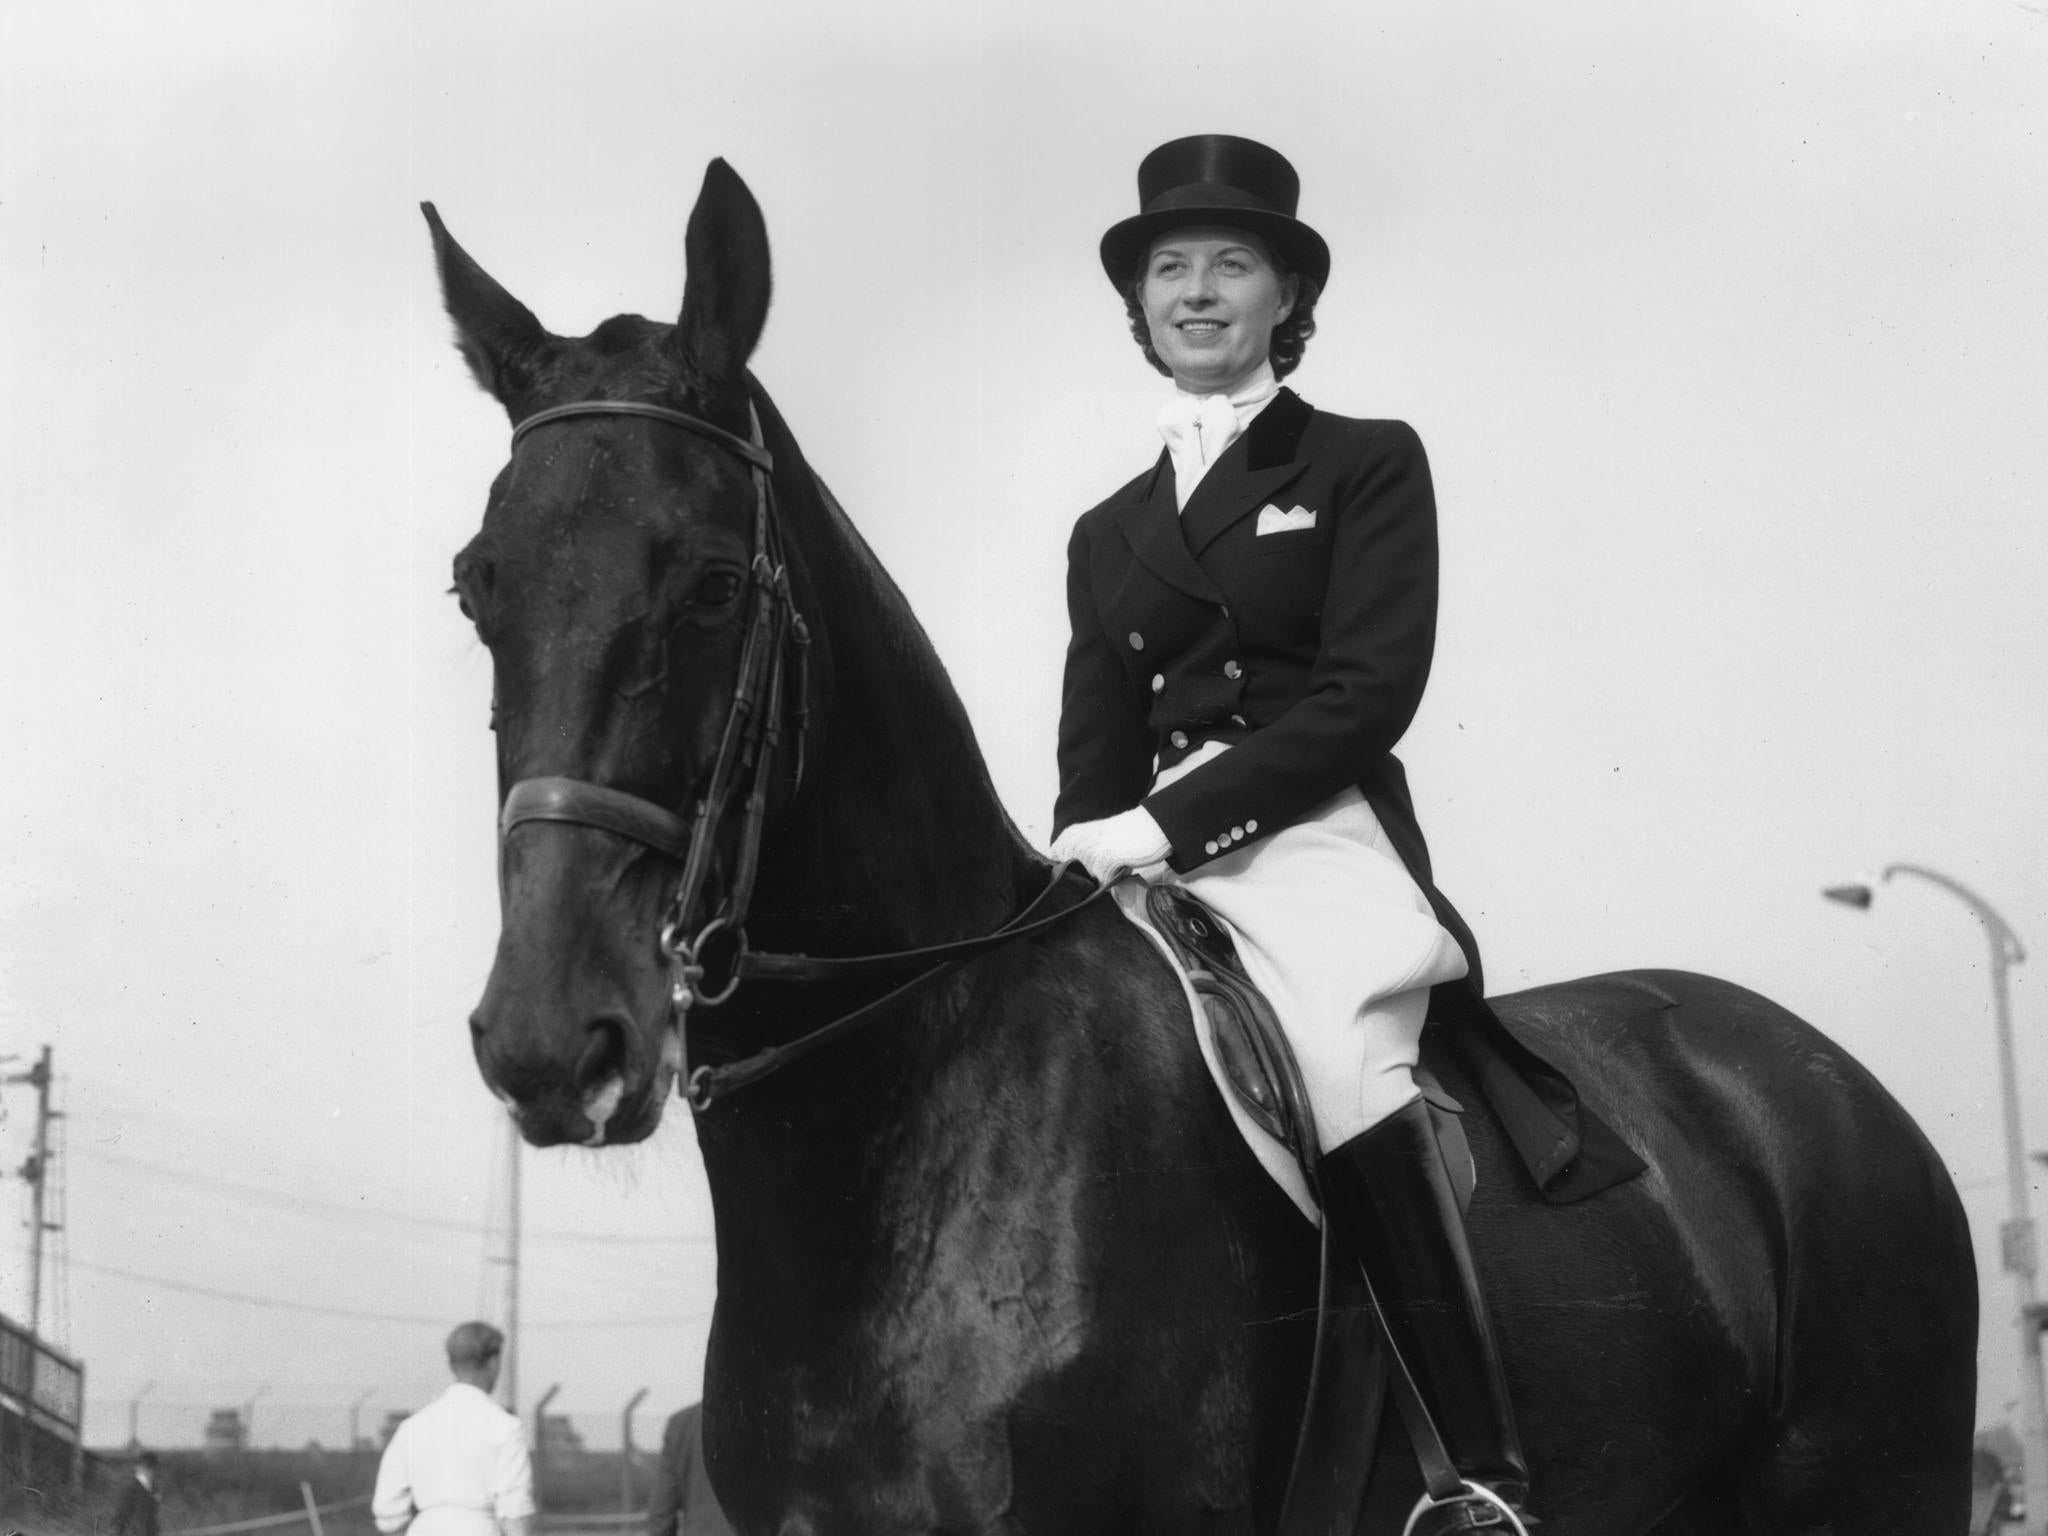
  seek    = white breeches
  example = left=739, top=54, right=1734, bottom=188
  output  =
left=1155, top=745, right=1470, bottom=1150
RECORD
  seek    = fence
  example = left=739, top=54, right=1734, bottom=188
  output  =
left=175, top=1492, right=372, bottom=1536
left=0, top=1310, right=86, bottom=1492
left=169, top=1499, right=638, bottom=1536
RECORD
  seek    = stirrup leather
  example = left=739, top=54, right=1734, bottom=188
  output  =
left=1402, top=1482, right=1533, bottom=1536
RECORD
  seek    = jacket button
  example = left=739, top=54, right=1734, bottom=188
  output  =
left=1204, top=840, right=1219, bottom=856
left=1170, top=730, right=1189, bottom=750
left=1151, top=673, right=1165, bottom=693
left=1245, top=819, right=1259, bottom=834
left=1128, top=631, right=1145, bottom=651
left=1224, top=660, right=1242, bottom=680
left=1231, top=826, right=1244, bottom=840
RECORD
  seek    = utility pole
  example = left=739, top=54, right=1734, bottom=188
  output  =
left=505, top=1117, right=522, bottom=1417
left=3, top=1047, right=58, bottom=1334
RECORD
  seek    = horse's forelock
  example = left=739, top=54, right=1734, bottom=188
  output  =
left=516, top=315, right=755, bottom=444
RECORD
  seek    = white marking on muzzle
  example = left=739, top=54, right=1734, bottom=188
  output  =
left=656, top=1020, right=684, bottom=1098
left=581, top=1075, right=626, bottom=1148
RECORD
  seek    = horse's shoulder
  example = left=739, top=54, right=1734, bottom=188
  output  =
left=1032, top=890, right=1182, bottom=1010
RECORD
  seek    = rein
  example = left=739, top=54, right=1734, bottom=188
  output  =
left=497, top=399, right=1110, bottom=1111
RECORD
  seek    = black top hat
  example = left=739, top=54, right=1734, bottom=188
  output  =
left=1099, top=135, right=1330, bottom=292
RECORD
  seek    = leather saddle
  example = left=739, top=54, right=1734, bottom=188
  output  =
left=1144, top=882, right=1474, bottom=1536
left=1143, top=882, right=1476, bottom=1205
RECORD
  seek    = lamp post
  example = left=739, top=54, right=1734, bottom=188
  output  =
left=1826, top=862, right=2038, bottom=1530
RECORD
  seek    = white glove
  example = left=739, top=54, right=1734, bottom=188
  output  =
left=1050, top=807, right=1173, bottom=885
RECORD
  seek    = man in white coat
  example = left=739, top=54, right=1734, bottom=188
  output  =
left=374, top=1323, right=536, bottom=1536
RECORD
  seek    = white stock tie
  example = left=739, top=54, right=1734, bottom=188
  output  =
left=1157, top=392, right=1243, bottom=510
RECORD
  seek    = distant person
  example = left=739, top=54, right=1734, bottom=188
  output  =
left=109, top=1450, right=160, bottom=1536
left=373, top=1322, right=536, bottom=1536
left=646, top=1404, right=732, bottom=1536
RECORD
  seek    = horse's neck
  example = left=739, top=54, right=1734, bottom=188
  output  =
left=748, top=405, right=1033, bottom=953
left=692, top=406, right=1048, bottom=1276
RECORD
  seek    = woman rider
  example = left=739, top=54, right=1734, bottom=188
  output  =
left=1048, top=134, right=1530, bottom=1531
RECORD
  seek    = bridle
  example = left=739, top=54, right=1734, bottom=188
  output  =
left=492, top=398, right=1111, bottom=1112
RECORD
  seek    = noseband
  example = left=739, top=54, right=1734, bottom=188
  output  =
left=493, top=398, right=1111, bottom=1111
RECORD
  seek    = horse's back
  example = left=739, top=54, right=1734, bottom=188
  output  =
left=1468, top=968, right=1977, bottom=1533
left=990, top=921, right=1977, bottom=1534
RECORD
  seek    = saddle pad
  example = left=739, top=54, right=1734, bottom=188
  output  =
left=1113, top=881, right=1475, bottom=1225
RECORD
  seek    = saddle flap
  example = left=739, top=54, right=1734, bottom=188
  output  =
left=1146, top=883, right=1320, bottom=1173
left=1143, top=882, right=1476, bottom=1214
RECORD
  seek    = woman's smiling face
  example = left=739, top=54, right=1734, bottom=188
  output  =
left=1140, top=226, right=1297, bottom=395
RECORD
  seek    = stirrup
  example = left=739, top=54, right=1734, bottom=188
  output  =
left=1402, top=1482, right=1532, bottom=1536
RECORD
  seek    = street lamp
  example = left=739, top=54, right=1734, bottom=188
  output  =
left=1826, top=862, right=2038, bottom=1529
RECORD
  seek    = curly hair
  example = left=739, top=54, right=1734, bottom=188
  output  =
left=1119, top=260, right=1321, bottom=381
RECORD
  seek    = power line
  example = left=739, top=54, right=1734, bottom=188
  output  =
left=69, top=1144, right=712, bottom=1246
left=71, top=1256, right=710, bottom=1330
left=72, top=1258, right=452, bottom=1325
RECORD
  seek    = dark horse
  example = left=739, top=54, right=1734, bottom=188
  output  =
left=424, top=163, right=1976, bottom=1534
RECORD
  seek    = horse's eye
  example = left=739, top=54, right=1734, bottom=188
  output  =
left=690, top=570, right=743, bottom=607
left=451, top=581, right=486, bottom=634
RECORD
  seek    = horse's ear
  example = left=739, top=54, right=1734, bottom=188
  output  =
left=420, top=202, right=558, bottom=411
left=673, top=160, right=771, bottom=385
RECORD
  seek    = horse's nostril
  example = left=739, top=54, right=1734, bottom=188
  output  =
left=575, top=1016, right=632, bottom=1090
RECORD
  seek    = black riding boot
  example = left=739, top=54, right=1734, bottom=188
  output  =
left=1318, top=1098, right=1531, bottom=1531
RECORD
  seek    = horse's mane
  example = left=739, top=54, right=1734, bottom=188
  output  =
left=746, top=375, right=1032, bottom=865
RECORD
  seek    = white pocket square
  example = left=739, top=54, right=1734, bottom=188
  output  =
left=1254, top=503, right=1318, bottom=536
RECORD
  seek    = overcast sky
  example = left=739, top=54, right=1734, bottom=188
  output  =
left=3, top=0, right=2045, bottom=1453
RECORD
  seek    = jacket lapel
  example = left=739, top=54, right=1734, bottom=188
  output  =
left=1110, top=456, right=1227, bottom=604
left=1178, top=387, right=1314, bottom=557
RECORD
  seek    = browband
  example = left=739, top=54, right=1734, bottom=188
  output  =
left=511, top=400, right=775, bottom=473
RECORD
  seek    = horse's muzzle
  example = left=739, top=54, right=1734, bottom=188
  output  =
left=471, top=1000, right=678, bottom=1148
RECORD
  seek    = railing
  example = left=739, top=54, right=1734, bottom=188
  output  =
left=0, top=1310, right=84, bottom=1437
